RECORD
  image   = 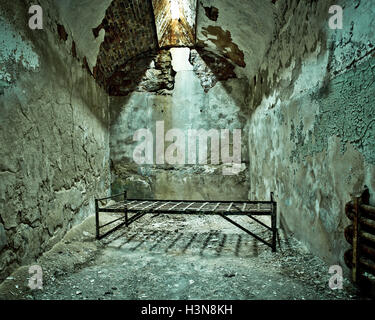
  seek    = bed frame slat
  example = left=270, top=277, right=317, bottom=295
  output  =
left=198, top=202, right=209, bottom=211
left=154, top=202, right=170, bottom=211
left=169, top=202, right=183, bottom=211
left=129, top=201, right=148, bottom=210
left=212, top=202, right=221, bottom=212
left=183, top=202, right=195, bottom=211
left=227, top=202, right=233, bottom=212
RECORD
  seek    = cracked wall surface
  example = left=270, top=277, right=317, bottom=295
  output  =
left=0, top=17, right=40, bottom=92
left=0, top=1, right=110, bottom=281
left=247, top=0, right=375, bottom=267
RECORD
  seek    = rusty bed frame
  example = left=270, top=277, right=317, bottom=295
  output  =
left=95, top=191, right=278, bottom=252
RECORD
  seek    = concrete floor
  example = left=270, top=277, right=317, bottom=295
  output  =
left=16, top=213, right=360, bottom=300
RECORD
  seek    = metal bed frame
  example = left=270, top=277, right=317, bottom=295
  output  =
left=95, top=191, right=278, bottom=252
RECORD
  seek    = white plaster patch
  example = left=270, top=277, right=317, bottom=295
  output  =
left=277, top=58, right=295, bottom=83
left=315, top=199, right=320, bottom=216
left=257, top=90, right=280, bottom=112
left=292, top=45, right=328, bottom=98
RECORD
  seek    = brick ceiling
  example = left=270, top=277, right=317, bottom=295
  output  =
left=93, top=0, right=159, bottom=91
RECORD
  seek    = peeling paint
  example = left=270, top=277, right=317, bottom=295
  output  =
left=203, top=5, right=219, bottom=21
left=200, top=26, right=245, bottom=68
left=247, top=0, right=375, bottom=267
left=190, top=48, right=237, bottom=92
left=0, top=17, right=39, bottom=87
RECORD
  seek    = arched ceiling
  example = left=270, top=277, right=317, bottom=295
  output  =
left=53, top=0, right=278, bottom=95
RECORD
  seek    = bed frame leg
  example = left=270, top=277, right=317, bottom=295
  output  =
left=124, top=191, right=128, bottom=227
left=271, top=192, right=277, bottom=252
left=95, top=198, right=100, bottom=240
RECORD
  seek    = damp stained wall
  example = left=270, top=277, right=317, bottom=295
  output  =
left=0, top=1, right=110, bottom=280
left=247, top=0, right=375, bottom=267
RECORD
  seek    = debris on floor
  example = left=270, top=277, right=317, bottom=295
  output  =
left=0, top=213, right=365, bottom=300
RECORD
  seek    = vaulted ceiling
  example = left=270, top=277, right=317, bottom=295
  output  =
left=53, top=0, right=277, bottom=95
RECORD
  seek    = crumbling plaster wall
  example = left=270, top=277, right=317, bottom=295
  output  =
left=247, top=0, right=375, bottom=266
left=0, top=0, right=110, bottom=280
left=53, top=0, right=113, bottom=71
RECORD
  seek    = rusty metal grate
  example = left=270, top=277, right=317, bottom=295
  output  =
left=344, top=188, right=375, bottom=292
left=95, top=192, right=278, bottom=252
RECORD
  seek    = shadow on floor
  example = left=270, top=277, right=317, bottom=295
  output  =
left=100, top=222, right=275, bottom=259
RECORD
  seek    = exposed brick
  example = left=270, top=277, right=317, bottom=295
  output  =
left=108, top=49, right=175, bottom=96
left=94, top=0, right=159, bottom=93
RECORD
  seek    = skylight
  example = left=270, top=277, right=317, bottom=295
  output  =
left=170, top=0, right=180, bottom=20
left=152, top=0, right=197, bottom=47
